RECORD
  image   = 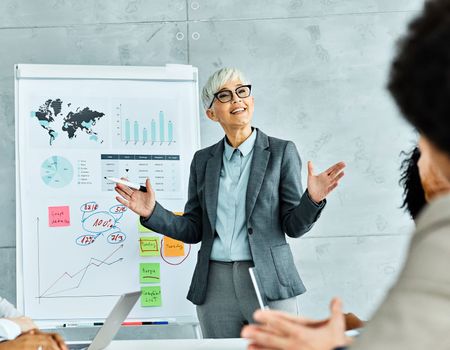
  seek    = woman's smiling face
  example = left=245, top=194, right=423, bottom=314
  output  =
left=207, top=80, right=254, bottom=129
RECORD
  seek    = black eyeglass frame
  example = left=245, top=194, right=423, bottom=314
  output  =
left=208, top=84, right=252, bottom=109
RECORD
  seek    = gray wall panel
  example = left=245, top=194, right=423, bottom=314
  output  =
left=0, top=87, right=15, bottom=247
left=0, top=23, right=187, bottom=77
left=0, top=248, right=16, bottom=305
left=291, top=234, right=410, bottom=319
left=0, top=0, right=187, bottom=28
left=188, top=0, right=423, bottom=20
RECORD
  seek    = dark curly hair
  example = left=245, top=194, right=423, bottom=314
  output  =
left=399, top=147, right=427, bottom=220
left=388, top=0, right=450, bottom=155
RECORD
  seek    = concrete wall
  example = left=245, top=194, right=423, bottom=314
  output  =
left=0, top=0, right=424, bottom=337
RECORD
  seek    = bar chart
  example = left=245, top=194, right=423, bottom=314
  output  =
left=115, top=103, right=177, bottom=146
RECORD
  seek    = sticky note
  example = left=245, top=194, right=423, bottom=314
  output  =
left=163, top=236, right=185, bottom=257
left=48, top=206, right=70, bottom=227
left=139, top=237, right=160, bottom=257
left=141, top=286, right=162, bottom=307
left=138, top=218, right=153, bottom=233
left=140, top=263, right=160, bottom=283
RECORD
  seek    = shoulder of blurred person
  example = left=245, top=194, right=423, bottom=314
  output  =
left=0, top=297, right=38, bottom=341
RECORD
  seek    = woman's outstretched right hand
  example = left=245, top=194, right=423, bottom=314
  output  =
left=115, top=178, right=156, bottom=218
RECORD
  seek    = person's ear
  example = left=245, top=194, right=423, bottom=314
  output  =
left=206, top=108, right=218, bottom=122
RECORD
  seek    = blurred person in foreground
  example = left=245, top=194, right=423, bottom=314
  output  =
left=241, top=0, right=450, bottom=349
left=0, top=296, right=66, bottom=350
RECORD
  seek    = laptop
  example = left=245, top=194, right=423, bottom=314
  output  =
left=66, top=291, right=141, bottom=350
left=248, top=267, right=269, bottom=310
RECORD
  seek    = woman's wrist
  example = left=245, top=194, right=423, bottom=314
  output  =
left=306, top=189, right=323, bottom=205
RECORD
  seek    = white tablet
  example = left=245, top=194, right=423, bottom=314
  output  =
left=248, top=267, right=269, bottom=310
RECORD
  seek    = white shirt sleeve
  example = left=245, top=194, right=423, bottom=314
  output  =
left=0, top=319, right=21, bottom=341
left=0, top=298, right=21, bottom=318
left=0, top=297, right=23, bottom=342
left=0, top=297, right=22, bottom=318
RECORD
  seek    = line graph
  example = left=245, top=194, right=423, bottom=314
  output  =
left=38, top=244, right=124, bottom=299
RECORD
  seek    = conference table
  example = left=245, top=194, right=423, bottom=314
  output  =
left=105, top=338, right=248, bottom=349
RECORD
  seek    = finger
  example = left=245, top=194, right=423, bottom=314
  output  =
left=265, top=315, right=308, bottom=338
left=254, top=309, right=315, bottom=326
left=325, top=161, right=346, bottom=175
left=242, top=324, right=282, bottom=338
left=332, top=171, right=345, bottom=182
left=328, top=166, right=345, bottom=179
left=116, top=196, right=129, bottom=208
left=50, top=333, right=68, bottom=350
left=330, top=297, right=343, bottom=316
left=35, top=334, right=60, bottom=350
left=116, top=183, right=135, bottom=197
left=145, top=178, right=158, bottom=201
left=248, top=343, right=277, bottom=350
left=242, top=325, right=288, bottom=350
left=146, top=178, right=152, bottom=193
left=328, top=180, right=343, bottom=190
left=307, top=161, right=314, bottom=176
left=327, top=183, right=339, bottom=193
left=247, top=322, right=285, bottom=337
left=254, top=311, right=312, bottom=338
left=248, top=344, right=277, bottom=350
left=115, top=186, right=131, bottom=200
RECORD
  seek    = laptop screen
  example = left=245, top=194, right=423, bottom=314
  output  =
left=66, top=291, right=141, bottom=350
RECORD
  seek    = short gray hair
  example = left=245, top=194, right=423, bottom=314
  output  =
left=201, top=67, right=249, bottom=110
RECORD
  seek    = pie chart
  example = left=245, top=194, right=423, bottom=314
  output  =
left=41, top=156, right=74, bottom=188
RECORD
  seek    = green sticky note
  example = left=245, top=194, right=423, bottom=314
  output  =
left=139, top=236, right=160, bottom=257
left=141, top=286, right=162, bottom=307
left=138, top=218, right=153, bottom=233
left=140, top=263, right=160, bottom=283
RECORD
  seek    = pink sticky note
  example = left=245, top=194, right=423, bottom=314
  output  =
left=48, top=206, right=70, bottom=227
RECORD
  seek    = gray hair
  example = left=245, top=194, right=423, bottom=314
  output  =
left=201, top=67, right=249, bottom=110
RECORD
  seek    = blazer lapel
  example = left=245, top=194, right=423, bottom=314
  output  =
left=205, top=139, right=224, bottom=233
left=246, top=130, right=270, bottom=222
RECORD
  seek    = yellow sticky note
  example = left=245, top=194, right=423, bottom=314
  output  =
left=138, top=218, right=153, bottom=233
left=141, top=286, right=162, bottom=307
left=163, top=236, right=185, bottom=257
left=140, top=263, right=160, bottom=283
left=139, top=237, right=160, bottom=257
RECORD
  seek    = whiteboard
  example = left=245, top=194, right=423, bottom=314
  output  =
left=15, top=64, right=201, bottom=325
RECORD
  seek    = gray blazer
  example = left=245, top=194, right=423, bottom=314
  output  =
left=141, top=129, right=325, bottom=305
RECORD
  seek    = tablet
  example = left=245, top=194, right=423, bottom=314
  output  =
left=248, top=267, right=269, bottom=310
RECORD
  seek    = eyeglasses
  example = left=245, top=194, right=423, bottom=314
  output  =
left=208, top=85, right=252, bottom=109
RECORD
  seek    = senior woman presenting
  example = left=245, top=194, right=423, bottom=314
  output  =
left=115, top=68, right=345, bottom=338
